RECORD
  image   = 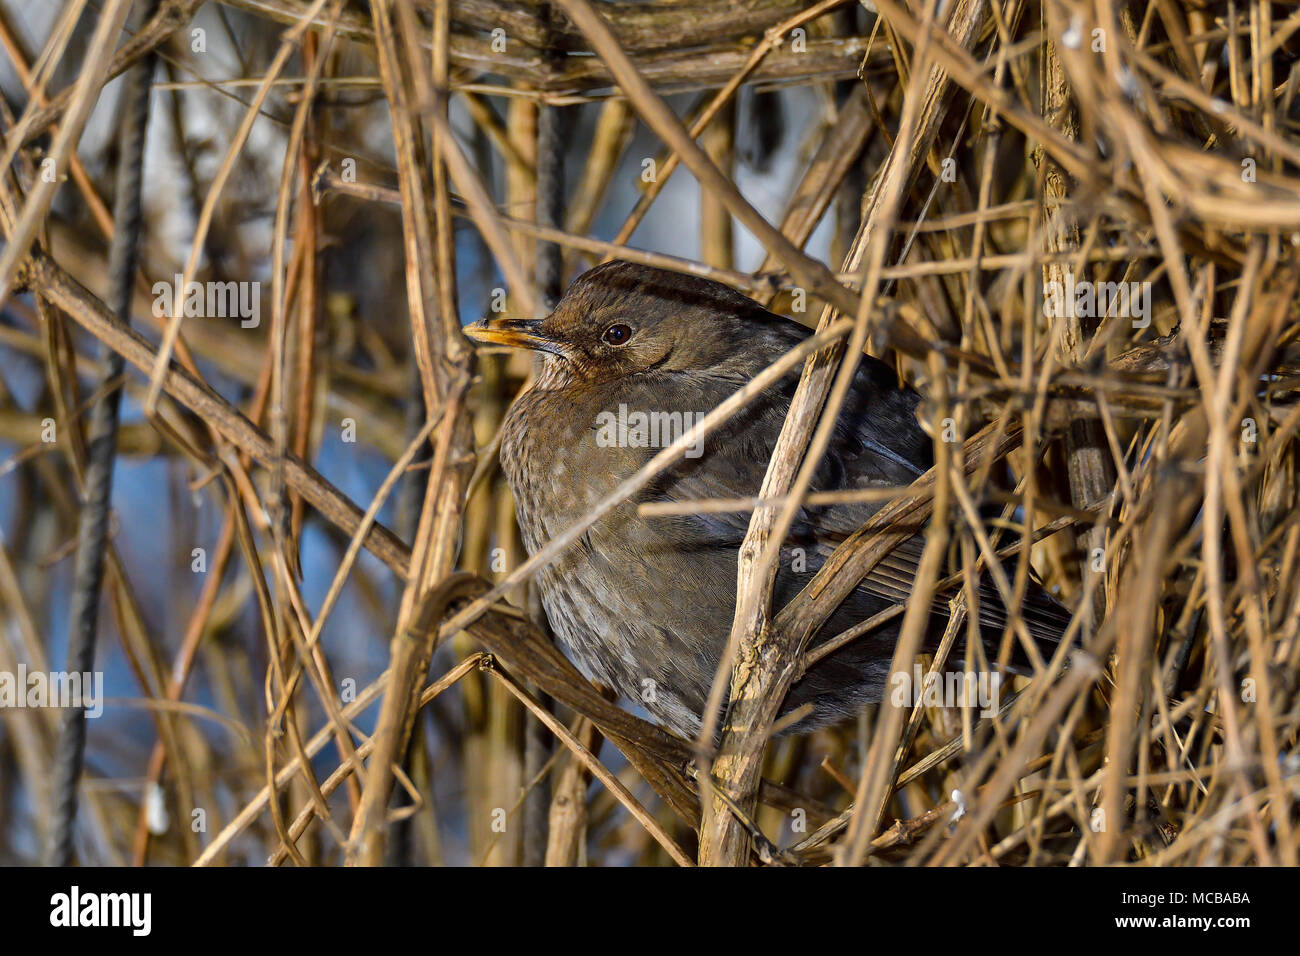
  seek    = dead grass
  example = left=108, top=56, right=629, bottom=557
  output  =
left=0, top=0, right=1297, bottom=866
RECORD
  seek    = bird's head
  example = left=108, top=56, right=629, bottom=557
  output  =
left=464, top=260, right=774, bottom=387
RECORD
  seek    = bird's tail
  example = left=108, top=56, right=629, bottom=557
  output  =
left=855, top=536, right=1075, bottom=671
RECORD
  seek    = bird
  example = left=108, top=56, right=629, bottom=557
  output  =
left=465, top=260, right=1071, bottom=740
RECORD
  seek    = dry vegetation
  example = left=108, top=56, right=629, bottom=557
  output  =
left=0, top=0, right=1298, bottom=867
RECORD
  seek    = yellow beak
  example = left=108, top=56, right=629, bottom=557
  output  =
left=463, top=317, right=563, bottom=355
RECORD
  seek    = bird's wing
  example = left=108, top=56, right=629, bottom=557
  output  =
left=640, top=359, right=1072, bottom=656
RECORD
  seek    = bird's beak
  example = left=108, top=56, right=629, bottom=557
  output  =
left=463, top=317, right=565, bottom=356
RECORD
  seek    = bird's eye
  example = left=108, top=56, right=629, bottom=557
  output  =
left=602, top=323, right=633, bottom=346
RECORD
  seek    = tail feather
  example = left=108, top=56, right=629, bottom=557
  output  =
left=847, top=535, right=1075, bottom=668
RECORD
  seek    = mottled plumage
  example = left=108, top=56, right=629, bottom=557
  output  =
left=466, top=261, right=1069, bottom=739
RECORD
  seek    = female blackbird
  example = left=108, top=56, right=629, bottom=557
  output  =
left=466, top=260, right=1069, bottom=739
